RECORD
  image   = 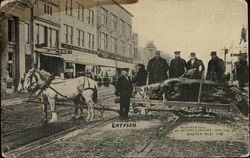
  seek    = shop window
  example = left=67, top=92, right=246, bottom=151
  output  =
left=66, top=62, right=73, bottom=69
left=8, top=53, right=13, bottom=78
left=25, top=54, right=31, bottom=73
left=8, top=18, right=15, bottom=43
left=25, top=23, right=30, bottom=43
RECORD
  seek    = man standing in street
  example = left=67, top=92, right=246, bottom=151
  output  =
left=206, top=51, right=225, bottom=81
left=186, top=52, right=205, bottom=79
left=115, top=68, right=133, bottom=120
left=236, top=55, right=249, bottom=90
left=169, top=51, right=186, bottom=78
left=147, top=51, right=169, bottom=84
left=185, top=52, right=205, bottom=101
left=133, top=64, right=148, bottom=86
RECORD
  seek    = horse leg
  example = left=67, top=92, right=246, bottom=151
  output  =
left=48, top=98, right=57, bottom=123
left=41, top=96, right=48, bottom=124
left=82, top=90, right=95, bottom=122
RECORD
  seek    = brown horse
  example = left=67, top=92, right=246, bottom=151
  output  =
left=20, top=68, right=98, bottom=123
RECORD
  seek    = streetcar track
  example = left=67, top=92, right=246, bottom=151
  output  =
left=126, top=116, right=179, bottom=157
left=2, top=91, right=115, bottom=134
left=6, top=116, right=118, bottom=157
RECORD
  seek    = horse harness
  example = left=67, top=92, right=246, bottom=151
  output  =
left=30, top=73, right=96, bottom=101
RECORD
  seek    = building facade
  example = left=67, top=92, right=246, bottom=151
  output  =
left=1, top=1, right=33, bottom=93
left=96, top=3, right=135, bottom=77
left=1, top=0, right=137, bottom=93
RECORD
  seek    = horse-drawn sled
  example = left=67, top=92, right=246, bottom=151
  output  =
left=131, top=75, right=249, bottom=120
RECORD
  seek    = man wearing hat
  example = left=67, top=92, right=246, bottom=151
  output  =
left=115, top=68, right=133, bottom=119
left=147, top=51, right=169, bottom=84
left=235, top=54, right=249, bottom=90
left=206, top=51, right=225, bottom=81
left=133, top=64, right=148, bottom=86
left=169, top=51, right=187, bottom=78
left=186, top=52, right=205, bottom=79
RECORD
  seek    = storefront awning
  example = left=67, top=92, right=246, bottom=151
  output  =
left=41, top=53, right=63, bottom=59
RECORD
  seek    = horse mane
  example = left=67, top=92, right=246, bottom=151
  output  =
left=36, top=69, right=52, bottom=81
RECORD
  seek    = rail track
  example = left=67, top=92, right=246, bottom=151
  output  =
left=5, top=115, right=119, bottom=157
left=2, top=89, right=118, bottom=153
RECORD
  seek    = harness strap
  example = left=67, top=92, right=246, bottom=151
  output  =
left=48, top=86, right=75, bottom=101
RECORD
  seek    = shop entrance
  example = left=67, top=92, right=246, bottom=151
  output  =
left=75, top=64, right=85, bottom=77
left=40, top=54, right=62, bottom=77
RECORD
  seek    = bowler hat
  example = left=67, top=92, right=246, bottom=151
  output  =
left=174, top=51, right=181, bottom=55
left=211, top=51, right=217, bottom=56
left=190, top=52, right=196, bottom=56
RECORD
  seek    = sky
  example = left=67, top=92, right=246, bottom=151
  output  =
left=123, top=0, right=248, bottom=65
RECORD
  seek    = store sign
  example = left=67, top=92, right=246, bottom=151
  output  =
left=98, top=50, right=133, bottom=63
left=61, top=43, right=98, bottom=55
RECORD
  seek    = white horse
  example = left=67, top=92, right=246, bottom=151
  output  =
left=20, top=68, right=98, bottom=123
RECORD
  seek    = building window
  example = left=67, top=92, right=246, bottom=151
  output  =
left=36, top=24, right=48, bottom=45
left=65, top=25, right=73, bottom=44
left=111, top=37, right=117, bottom=53
left=100, top=7, right=108, bottom=25
left=87, top=9, right=94, bottom=25
left=77, top=3, right=84, bottom=21
left=111, top=13, right=118, bottom=30
left=121, top=40, right=125, bottom=54
left=100, top=32, right=108, bottom=51
left=77, top=29, right=84, bottom=47
left=119, top=19, right=125, bottom=34
left=65, top=0, right=72, bottom=16
left=49, top=28, right=58, bottom=48
left=25, top=54, right=32, bottom=73
left=25, top=23, right=30, bottom=43
left=44, top=4, right=52, bottom=15
left=129, top=44, right=133, bottom=57
left=127, top=24, right=132, bottom=37
left=88, top=33, right=94, bottom=50
left=8, top=19, right=15, bottom=43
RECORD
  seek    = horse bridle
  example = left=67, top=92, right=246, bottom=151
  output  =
left=27, top=69, right=39, bottom=91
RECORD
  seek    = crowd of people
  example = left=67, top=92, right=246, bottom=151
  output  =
left=115, top=50, right=249, bottom=120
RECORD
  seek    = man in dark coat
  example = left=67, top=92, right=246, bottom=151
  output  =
left=147, top=51, right=169, bottom=84
left=133, top=64, right=148, bottom=86
left=169, top=51, right=187, bottom=78
left=115, top=68, right=133, bottom=119
left=183, top=52, right=205, bottom=101
left=236, top=55, right=249, bottom=89
left=206, top=51, right=225, bottom=81
left=186, top=52, right=205, bottom=79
